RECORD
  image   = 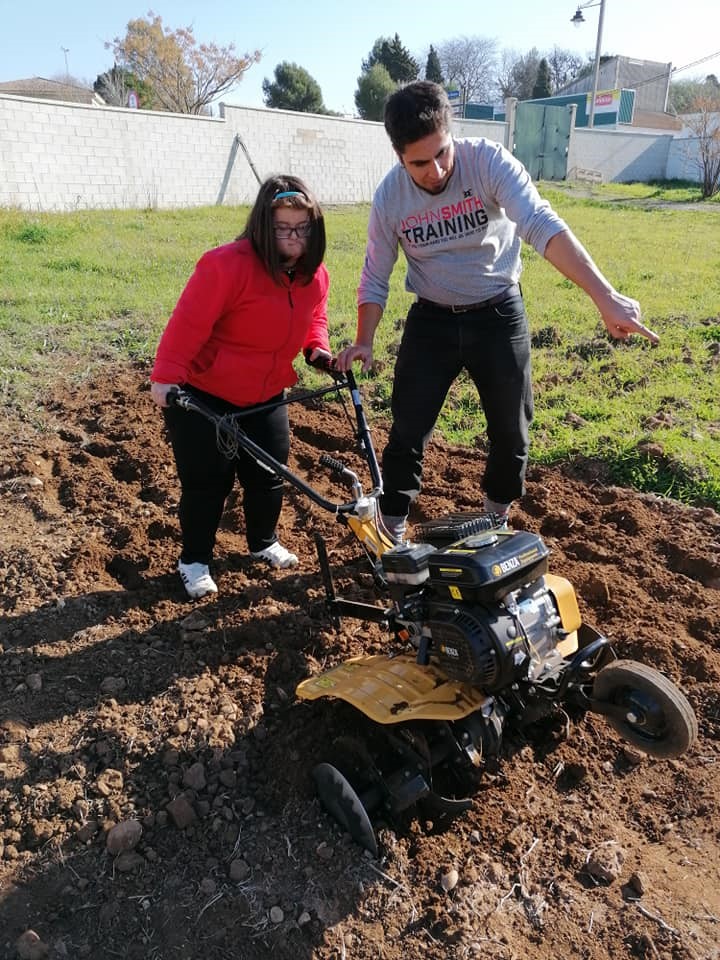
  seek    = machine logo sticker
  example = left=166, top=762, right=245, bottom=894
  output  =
left=492, top=556, right=521, bottom=577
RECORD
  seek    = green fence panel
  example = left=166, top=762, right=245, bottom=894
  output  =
left=513, top=102, right=573, bottom=181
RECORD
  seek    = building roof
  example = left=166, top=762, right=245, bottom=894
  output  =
left=0, top=77, right=104, bottom=105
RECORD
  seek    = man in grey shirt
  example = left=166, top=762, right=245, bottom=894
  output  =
left=336, top=81, right=658, bottom=541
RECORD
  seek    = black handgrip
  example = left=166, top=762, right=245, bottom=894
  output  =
left=165, top=387, right=197, bottom=412
left=304, top=349, right=346, bottom=382
left=320, top=453, right=348, bottom=475
left=304, top=348, right=333, bottom=371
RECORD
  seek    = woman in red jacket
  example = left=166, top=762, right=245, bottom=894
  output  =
left=150, top=174, right=331, bottom=599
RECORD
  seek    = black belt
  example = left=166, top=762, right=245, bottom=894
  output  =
left=416, top=284, right=519, bottom=314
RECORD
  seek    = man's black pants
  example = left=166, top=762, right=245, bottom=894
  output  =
left=164, top=389, right=289, bottom=564
left=379, top=289, right=533, bottom=519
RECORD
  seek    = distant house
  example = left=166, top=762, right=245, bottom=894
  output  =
left=555, top=55, right=681, bottom=130
left=557, top=56, right=672, bottom=113
left=0, top=77, right=105, bottom=106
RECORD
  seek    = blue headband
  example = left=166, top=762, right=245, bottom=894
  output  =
left=273, top=190, right=305, bottom=200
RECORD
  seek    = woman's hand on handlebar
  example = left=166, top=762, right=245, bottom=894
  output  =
left=305, top=348, right=332, bottom=368
left=150, top=381, right=180, bottom=408
left=335, top=343, right=373, bottom=373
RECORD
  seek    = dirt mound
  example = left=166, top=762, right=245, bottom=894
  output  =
left=1, top=364, right=719, bottom=960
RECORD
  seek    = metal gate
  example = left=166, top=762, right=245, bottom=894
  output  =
left=513, top=102, right=574, bottom=181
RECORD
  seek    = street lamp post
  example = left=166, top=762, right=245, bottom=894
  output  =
left=571, top=0, right=606, bottom=128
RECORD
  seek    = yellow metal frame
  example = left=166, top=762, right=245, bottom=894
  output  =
left=296, top=654, right=489, bottom=724
left=544, top=574, right=581, bottom=656
left=346, top=515, right=395, bottom=559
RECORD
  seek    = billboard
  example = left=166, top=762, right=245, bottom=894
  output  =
left=587, top=88, right=621, bottom=116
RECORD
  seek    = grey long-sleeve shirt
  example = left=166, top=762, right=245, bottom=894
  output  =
left=358, top=137, right=569, bottom=309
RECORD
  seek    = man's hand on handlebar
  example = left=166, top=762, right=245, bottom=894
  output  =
left=150, top=381, right=180, bottom=408
left=335, top=343, right=374, bottom=373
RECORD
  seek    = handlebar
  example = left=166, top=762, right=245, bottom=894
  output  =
left=303, top=349, right=349, bottom=385
left=166, top=387, right=187, bottom=410
left=301, top=353, right=376, bottom=485
left=320, top=453, right=362, bottom=499
left=165, top=376, right=380, bottom=515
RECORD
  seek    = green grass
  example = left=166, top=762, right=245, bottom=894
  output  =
left=1, top=184, right=718, bottom=508
left=542, top=178, right=720, bottom=205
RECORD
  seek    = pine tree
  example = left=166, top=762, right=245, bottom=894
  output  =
left=262, top=62, right=327, bottom=113
left=425, top=45, right=443, bottom=84
left=354, top=64, right=396, bottom=121
left=532, top=58, right=553, bottom=99
left=362, top=34, right=418, bottom=84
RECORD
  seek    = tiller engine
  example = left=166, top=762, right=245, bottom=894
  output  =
left=297, top=514, right=697, bottom=856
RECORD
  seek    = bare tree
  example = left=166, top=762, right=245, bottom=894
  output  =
left=496, top=50, right=517, bottom=101
left=684, top=95, right=720, bottom=198
left=94, top=64, right=152, bottom=108
left=436, top=35, right=498, bottom=105
left=497, top=48, right=541, bottom=100
left=497, top=46, right=585, bottom=101
left=49, top=73, right=90, bottom=88
left=108, top=12, right=261, bottom=115
left=94, top=66, right=131, bottom=106
left=670, top=74, right=720, bottom=115
left=546, top=47, right=584, bottom=92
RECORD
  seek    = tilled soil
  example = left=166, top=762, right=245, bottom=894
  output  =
left=1, top=364, right=719, bottom=960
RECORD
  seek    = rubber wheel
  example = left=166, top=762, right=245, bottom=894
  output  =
left=592, top=659, right=697, bottom=759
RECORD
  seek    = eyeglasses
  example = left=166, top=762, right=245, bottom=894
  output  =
left=273, top=222, right=312, bottom=239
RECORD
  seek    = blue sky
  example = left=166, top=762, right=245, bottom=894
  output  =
left=1, top=0, right=719, bottom=114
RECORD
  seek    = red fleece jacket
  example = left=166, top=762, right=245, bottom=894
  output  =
left=151, top=239, right=330, bottom=406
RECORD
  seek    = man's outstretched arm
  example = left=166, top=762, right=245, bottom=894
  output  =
left=544, top=230, right=659, bottom=344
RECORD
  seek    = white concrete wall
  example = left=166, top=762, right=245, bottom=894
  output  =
left=667, top=112, right=720, bottom=182
left=0, top=95, right=399, bottom=210
left=0, top=94, right=232, bottom=210
left=667, top=137, right=704, bottom=181
left=0, top=92, right=703, bottom=211
left=454, top=117, right=510, bottom=144
left=568, top=128, right=673, bottom=182
left=221, top=104, right=396, bottom=204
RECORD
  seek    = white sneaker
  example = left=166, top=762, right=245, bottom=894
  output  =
left=251, top=542, right=298, bottom=569
left=178, top=560, right=218, bottom=599
left=483, top=497, right=511, bottom=527
left=483, top=496, right=512, bottom=517
left=381, top=514, right=408, bottom=543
